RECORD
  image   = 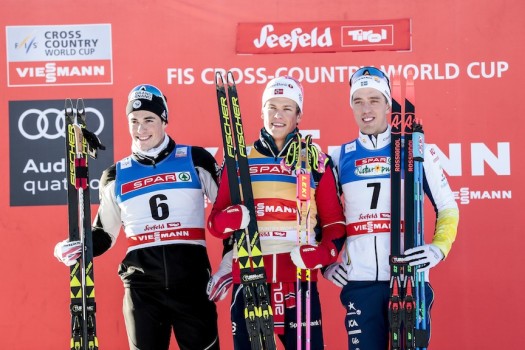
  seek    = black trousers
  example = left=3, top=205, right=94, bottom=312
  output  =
left=123, top=284, right=220, bottom=350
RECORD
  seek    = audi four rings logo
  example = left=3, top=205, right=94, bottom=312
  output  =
left=18, top=107, right=105, bottom=140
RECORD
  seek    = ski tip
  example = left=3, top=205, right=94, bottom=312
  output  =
left=76, top=98, right=86, bottom=117
left=393, top=71, right=401, bottom=87
left=215, top=70, right=224, bottom=82
left=406, top=70, right=415, bottom=85
left=227, top=71, right=235, bottom=83
left=226, top=71, right=238, bottom=92
left=64, top=98, right=74, bottom=109
left=64, top=98, right=74, bottom=119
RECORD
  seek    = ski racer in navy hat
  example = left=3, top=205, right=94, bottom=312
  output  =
left=55, top=83, right=224, bottom=350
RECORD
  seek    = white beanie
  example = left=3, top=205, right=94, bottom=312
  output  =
left=350, top=75, right=392, bottom=107
left=262, top=76, right=304, bottom=112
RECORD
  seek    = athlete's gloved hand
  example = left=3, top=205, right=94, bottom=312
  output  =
left=322, top=262, right=349, bottom=288
left=54, top=239, right=82, bottom=266
left=210, top=204, right=250, bottom=235
left=402, top=244, right=444, bottom=273
left=290, top=243, right=337, bottom=270
left=207, top=250, right=233, bottom=302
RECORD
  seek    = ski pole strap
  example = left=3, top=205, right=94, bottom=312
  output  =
left=282, top=136, right=301, bottom=171
left=305, top=135, right=326, bottom=173
left=413, top=121, right=424, bottom=162
left=81, top=128, right=106, bottom=159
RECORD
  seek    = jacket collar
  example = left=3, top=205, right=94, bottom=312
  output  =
left=358, top=125, right=391, bottom=150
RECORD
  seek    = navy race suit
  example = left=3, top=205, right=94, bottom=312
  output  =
left=91, top=137, right=221, bottom=350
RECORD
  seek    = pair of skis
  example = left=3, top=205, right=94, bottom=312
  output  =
left=388, top=74, right=426, bottom=350
left=65, top=99, right=105, bottom=350
left=215, top=72, right=276, bottom=350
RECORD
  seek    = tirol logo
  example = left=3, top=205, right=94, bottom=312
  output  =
left=9, top=99, right=114, bottom=206
left=253, top=24, right=333, bottom=52
left=342, top=25, right=394, bottom=46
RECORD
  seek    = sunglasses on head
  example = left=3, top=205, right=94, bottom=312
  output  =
left=349, top=67, right=391, bottom=88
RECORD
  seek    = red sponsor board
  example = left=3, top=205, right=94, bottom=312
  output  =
left=0, top=1, right=523, bottom=349
left=236, top=19, right=411, bottom=54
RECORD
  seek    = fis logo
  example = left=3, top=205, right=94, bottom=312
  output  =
left=14, top=34, right=38, bottom=53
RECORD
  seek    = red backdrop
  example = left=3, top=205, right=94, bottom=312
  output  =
left=1, top=0, right=523, bottom=349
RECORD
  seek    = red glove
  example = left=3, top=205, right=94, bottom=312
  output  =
left=208, top=204, right=250, bottom=237
left=290, top=242, right=337, bottom=269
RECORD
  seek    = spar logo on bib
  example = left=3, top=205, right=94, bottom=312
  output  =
left=178, top=172, right=191, bottom=181
left=121, top=172, right=192, bottom=194
left=355, top=156, right=390, bottom=177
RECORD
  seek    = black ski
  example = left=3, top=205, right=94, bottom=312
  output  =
left=403, top=74, right=416, bottom=350
left=215, top=72, right=276, bottom=350
left=388, top=73, right=403, bottom=350
left=65, top=98, right=104, bottom=350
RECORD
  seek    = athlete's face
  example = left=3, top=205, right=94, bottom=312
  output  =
left=128, top=110, right=167, bottom=151
left=261, top=97, right=302, bottom=151
left=351, top=88, right=390, bottom=136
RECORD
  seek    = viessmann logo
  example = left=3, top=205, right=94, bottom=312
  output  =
left=6, top=24, right=113, bottom=86
left=237, top=19, right=411, bottom=54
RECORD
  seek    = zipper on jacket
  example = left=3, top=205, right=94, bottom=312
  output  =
left=162, top=246, right=169, bottom=289
left=374, top=236, right=379, bottom=281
